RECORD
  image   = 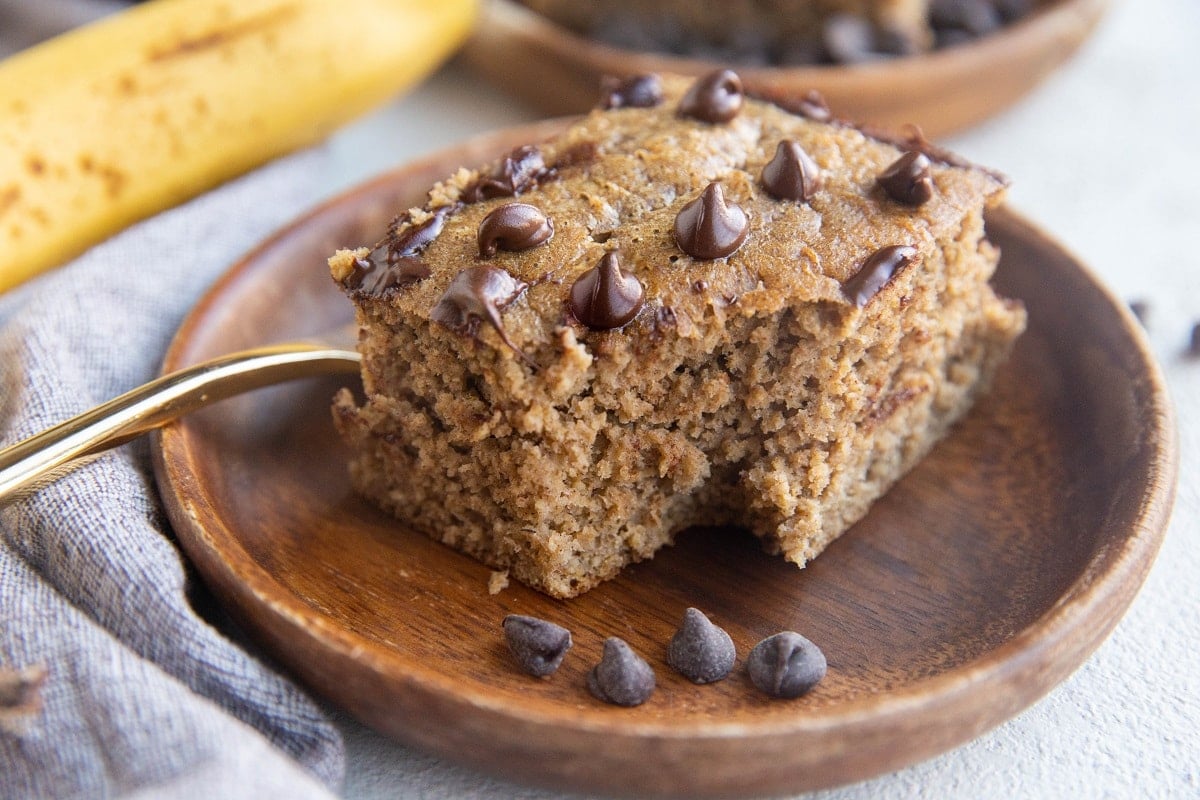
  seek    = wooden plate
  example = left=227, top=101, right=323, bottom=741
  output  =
left=460, top=0, right=1111, bottom=138
left=153, top=122, right=1175, bottom=798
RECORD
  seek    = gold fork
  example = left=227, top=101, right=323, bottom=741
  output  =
left=0, top=337, right=360, bottom=506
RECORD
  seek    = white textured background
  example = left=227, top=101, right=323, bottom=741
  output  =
left=320, top=1, right=1200, bottom=798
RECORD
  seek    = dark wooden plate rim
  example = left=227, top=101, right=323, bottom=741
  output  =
left=152, top=122, right=1176, bottom=796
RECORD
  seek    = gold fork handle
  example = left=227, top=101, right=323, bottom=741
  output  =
left=0, top=344, right=360, bottom=506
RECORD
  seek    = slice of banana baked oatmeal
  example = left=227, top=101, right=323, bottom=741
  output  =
left=329, top=70, right=1026, bottom=598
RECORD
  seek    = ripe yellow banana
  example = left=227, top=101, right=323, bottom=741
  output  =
left=0, top=0, right=478, bottom=292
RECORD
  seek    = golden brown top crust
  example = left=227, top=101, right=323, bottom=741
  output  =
left=332, top=72, right=1007, bottom=357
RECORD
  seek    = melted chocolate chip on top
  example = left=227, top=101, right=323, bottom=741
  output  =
left=599, top=73, right=664, bottom=110
left=388, top=204, right=455, bottom=259
left=462, top=145, right=553, bottom=203
left=877, top=151, right=935, bottom=206
left=569, top=251, right=645, bottom=330
left=843, top=245, right=919, bottom=307
left=751, top=88, right=833, bottom=123
left=678, top=69, right=744, bottom=124
left=477, top=203, right=554, bottom=257
left=430, top=264, right=529, bottom=357
left=674, top=182, right=749, bottom=260
left=761, top=140, right=822, bottom=202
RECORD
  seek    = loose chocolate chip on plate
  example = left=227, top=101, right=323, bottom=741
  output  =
left=761, top=140, right=821, bottom=202
left=1188, top=322, right=1200, bottom=358
left=674, top=182, right=749, bottom=260
left=587, top=637, right=655, bottom=707
left=477, top=202, right=553, bottom=257
left=842, top=245, right=919, bottom=307
left=599, top=73, right=664, bottom=110
left=502, top=614, right=572, bottom=677
left=746, top=631, right=827, bottom=699
left=667, top=608, right=736, bottom=684
left=569, top=250, right=644, bottom=330
left=878, top=151, right=935, bottom=206
left=678, top=69, right=744, bottom=124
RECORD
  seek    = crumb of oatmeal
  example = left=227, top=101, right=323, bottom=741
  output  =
left=488, top=570, right=510, bottom=595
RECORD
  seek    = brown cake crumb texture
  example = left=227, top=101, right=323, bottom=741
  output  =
left=330, top=72, right=1026, bottom=599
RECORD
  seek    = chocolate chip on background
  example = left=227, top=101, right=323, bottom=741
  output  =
left=569, top=250, right=645, bottom=330
left=599, top=73, right=664, bottom=110
left=761, top=140, right=822, bottom=202
left=477, top=202, right=554, bottom=257
left=1128, top=299, right=1150, bottom=326
left=587, top=637, right=656, bottom=706
left=842, top=245, right=919, bottom=307
left=1187, top=321, right=1200, bottom=358
left=678, top=69, right=745, bottom=124
left=674, top=182, right=749, bottom=260
left=746, top=631, right=827, bottom=699
left=667, top=608, right=736, bottom=684
left=877, top=151, right=935, bottom=206
left=502, top=614, right=573, bottom=677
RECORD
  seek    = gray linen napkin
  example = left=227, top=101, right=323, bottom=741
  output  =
left=0, top=150, right=346, bottom=799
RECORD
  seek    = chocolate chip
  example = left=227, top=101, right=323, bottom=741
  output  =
left=750, top=88, right=833, bottom=122
left=993, top=0, right=1034, bottom=22
left=344, top=253, right=431, bottom=295
left=1188, top=322, right=1200, bottom=358
left=792, top=90, right=833, bottom=122
left=569, top=251, right=644, bottom=330
left=599, top=73, right=664, bottom=110
left=877, top=151, right=935, bottom=206
left=843, top=245, right=919, bottom=307
left=667, top=608, right=736, bottom=684
left=761, top=140, right=821, bottom=202
left=587, top=637, right=655, bottom=707
left=746, top=632, right=826, bottom=699
left=876, top=26, right=922, bottom=57
left=674, top=183, right=749, bottom=260
left=477, top=203, right=553, bottom=257
left=462, top=145, right=552, bottom=203
left=430, top=265, right=528, bottom=356
left=1128, top=299, right=1150, bottom=326
left=389, top=205, right=455, bottom=258
left=502, top=614, right=572, bottom=677
left=678, top=69, right=744, bottom=124
left=931, top=0, right=1002, bottom=37
left=822, top=13, right=881, bottom=63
